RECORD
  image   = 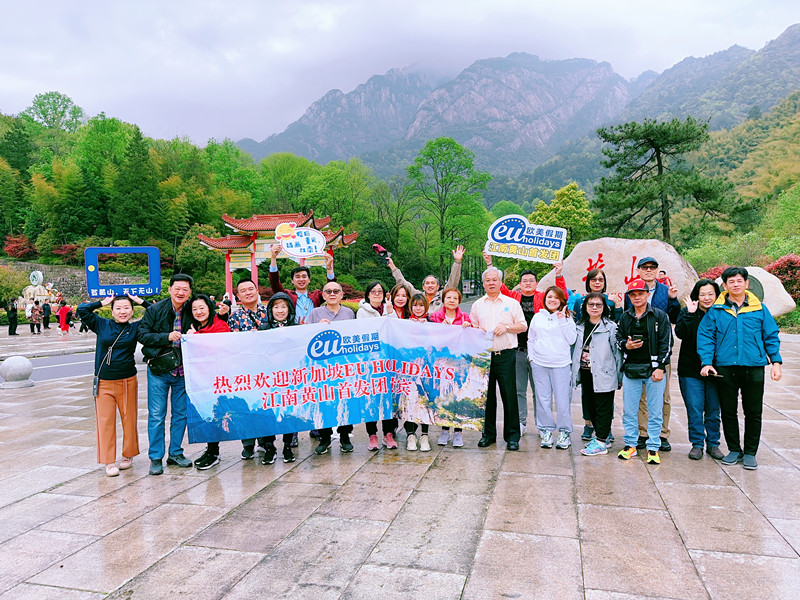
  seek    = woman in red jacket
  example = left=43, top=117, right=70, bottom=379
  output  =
left=190, top=295, right=231, bottom=333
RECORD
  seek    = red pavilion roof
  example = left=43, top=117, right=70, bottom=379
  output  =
left=221, top=212, right=315, bottom=232
left=197, top=234, right=252, bottom=250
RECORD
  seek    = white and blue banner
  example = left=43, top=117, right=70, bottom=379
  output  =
left=182, top=319, right=492, bottom=443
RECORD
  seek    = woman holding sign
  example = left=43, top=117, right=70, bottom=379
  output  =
left=77, top=295, right=150, bottom=477
left=357, top=280, right=399, bottom=450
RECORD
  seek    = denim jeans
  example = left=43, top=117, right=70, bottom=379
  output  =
left=147, top=368, right=187, bottom=460
left=678, top=376, right=721, bottom=448
left=515, top=350, right=535, bottom=426
left=622, top=374, right=665, bottom=451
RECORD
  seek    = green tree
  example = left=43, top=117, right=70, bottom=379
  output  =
left=21, top=91, right=85, bottom=132
left=595, top=117, right=730, bottom=243
left=260, top=153, right=320, bottom=212
left=109, top=126, right=162, bottom=244
left=491, top=200, right=524, bottom=219
left=407, top=138, right=491, bottom=276
left=0, top=158, right=23, bottom=241
left=0, top=265, right=29, bottom=303
left=0, top=120, right=35, bottom=182
left=175, top=223, right=225, bottom=277
left=370, top=176, right=418, bottom=251
left=529, top=183, right=596, bottom=251
left=298, top=159, right=374, bottom=228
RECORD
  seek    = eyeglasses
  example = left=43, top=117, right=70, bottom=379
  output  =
left=639, top=265, right=658, bottom=271
left=368, top=289, right=384, bottom=296
left=323, top=289, right=342, bottom=295
left=590, top=277, right=605, bottom=282
left=586, top=302, right=604, bottom=308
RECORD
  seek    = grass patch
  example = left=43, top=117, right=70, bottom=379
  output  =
left=775, top=306, right=800, bottom=334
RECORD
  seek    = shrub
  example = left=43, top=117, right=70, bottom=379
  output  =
left=684, top=232, right=770, bottom=273
left=3, top=235, right=37, bottom=259
left=52, top=244, right=80, bottom=264
left=765, top=254, right=800, bottom=302
left=699, top=265, right=730, bottom=280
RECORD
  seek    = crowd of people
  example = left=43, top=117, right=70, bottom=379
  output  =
left=73, top=246, right=783, bottom=477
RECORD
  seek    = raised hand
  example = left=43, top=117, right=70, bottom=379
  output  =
left=129, top=294, right=143, bottom=305
left=554, top=260, right=564, bottom=276
left=452, top=245, right=465, bottom=262
left=386, top=257, right=396, bottom=271
left=100, top=296, right=114, bottom=306
left=668, top=285, right=678, bottom=299
left=684, top=295, right=698, bottom=313
left=482, top=250, right=493, bottom=266
left=324, top=252, right=334, bottom=272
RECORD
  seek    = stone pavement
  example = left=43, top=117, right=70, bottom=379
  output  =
left=0, top=326, right=95, bottom=360
left=0, top=338, right=799, bottom=599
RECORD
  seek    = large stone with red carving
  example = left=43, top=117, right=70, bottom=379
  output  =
left=538, top=237, right=698, bottom=300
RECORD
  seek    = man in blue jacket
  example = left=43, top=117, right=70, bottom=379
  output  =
left=697, top=267, right=783, bottom=470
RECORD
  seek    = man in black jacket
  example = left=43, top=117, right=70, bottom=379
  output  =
left=7, top=299, right=18, bottom=336
left=138, top=274, right=194, bottom=475
left=616, top=279, right=673, bottom=465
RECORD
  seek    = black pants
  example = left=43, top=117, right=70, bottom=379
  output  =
left=319, top=425, right=353, bottom=443
left=43, top=316, right=50, bottom=328
left=715, top=365, right=765, bottom=455
left=580, top=370, right=615, bottom=441
left=29, top=322, right=41, bottom=334
left=404, top=422, right=429, bottom=434
left=264, top=433, right=294, bottom=447
left=366, top=419, right=397, bottom=436
left=205, top=437, right=268, bottom=455
left=483, top=349, right=520, bottom=443
left=8, top=318, right=17, bottom=335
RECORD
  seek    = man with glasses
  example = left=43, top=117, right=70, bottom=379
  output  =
left=269, top=245, right=336, bottom=324
left=624, top=257, right=680, bottom=452
left=309, top=283, right=356, bottom=454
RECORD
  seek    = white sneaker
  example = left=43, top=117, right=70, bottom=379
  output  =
left=520, top=423, right=527, bottom=437
left=438, top=430, right=450, bottom=446
left=407, top=434, right=418, bottom=451
left=452, top=432, right=463, bottom=447
left=419, top=434, right=431, bottom=452
left=540, top=431, right=553, bottom=448
left=556, top=431, right=571, bottom=449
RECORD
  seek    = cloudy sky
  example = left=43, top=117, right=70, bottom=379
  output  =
left=2, top=1, right=798, bottom=145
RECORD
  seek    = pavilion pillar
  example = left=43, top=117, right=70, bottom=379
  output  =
left=225, top=252, right=233, bottom=300
left=250, top=234, right=258, bottom=285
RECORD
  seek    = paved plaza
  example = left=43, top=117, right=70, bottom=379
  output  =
left=0, top=329, right=799, bottom=599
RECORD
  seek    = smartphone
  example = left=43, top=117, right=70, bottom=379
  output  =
left=372, top=244, right=392, bottom=265
left=631, top=334, right=644, bottom=341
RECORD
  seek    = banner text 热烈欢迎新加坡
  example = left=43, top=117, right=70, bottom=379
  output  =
left=182, top=318, right=492, bottom=443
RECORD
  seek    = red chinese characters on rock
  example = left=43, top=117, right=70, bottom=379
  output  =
left=582, top=253, right=606, bottom=282
left=624, top=256, right=642, bottom=285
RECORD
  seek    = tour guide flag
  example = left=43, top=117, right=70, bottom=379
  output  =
left=485, top=215, right=567, bottom=264
left=182, top=318, right=492, bottom=443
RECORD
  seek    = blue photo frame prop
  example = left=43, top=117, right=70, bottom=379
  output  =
left=84, top=246, right=161, bottom=298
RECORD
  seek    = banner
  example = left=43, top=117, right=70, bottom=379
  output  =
left=485, top=215, right=567, bottom=264
left=84, top=246, right=162, bottom=298
left=182, top=318, right=492, bottom=443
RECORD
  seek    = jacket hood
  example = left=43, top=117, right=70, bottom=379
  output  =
left=266, top=292, right=296, bottom=327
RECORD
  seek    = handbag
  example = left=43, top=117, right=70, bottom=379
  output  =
left=93, top=324, right=129, bottom=399
left=623, top=362, right=653, bottom=379
left=145, top=346, right=182, bottom=375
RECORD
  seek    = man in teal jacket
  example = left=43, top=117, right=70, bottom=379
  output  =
left=697, top=267, right=783, bottom=470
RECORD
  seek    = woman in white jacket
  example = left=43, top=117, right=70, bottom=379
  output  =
left=529, top=286, right=577, bottom=449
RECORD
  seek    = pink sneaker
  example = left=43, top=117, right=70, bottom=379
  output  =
left=383, top=432, right=398, bottom=449
left=368, top=435, right=379, bottom=451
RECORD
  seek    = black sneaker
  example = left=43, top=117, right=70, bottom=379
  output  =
left=241, top=445, right=255, bottom=460
left=261, top=444, right=277, bottom=465
left=636, top=436, right=647, bottom=450
left=283, top=447, right=296, bottom=463
left=309, top=430, right=320, bottom=439
left=194, top=450, right=220, bottom=470
left=659, top=437, right=672, bottom=452
left=290, top=433, right=299, bottom=448
left=315, top=440, right=331, bottom=455
left=340, top=433, right=354, bottom=453
left=581, top=424, right=595, bottom=441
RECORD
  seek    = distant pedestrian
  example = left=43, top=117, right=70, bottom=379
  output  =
left=42, top=300, right=52, bottom=329
left=57, top=301, right=71, bottom=335
left=7, top=299, right=19, bottom=335
left=29, top=300, right=42, bottom=334
left=697, top=267, right=782, bottom=471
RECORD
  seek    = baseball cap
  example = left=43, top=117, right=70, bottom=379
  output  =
left=627, top=279, right=648, bottom=294
left=637, top=257, right=659, bottom=268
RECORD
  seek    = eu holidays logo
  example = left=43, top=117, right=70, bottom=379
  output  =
left=307, top=329, right=381, bottom=361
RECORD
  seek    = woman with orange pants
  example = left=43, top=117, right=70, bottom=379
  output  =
left=78, top=295, right=150, bottom=476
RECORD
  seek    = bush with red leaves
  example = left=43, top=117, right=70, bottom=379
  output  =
left=766, top=255, right=800, bottom=302
left=52, top=244, right=80, bottom=264
left=3, top=235, right=37, bottom=259
left=699, top=265, right=730, bottom=280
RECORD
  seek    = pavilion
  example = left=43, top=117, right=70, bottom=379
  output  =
left=198, top=211, right=358, bottom=299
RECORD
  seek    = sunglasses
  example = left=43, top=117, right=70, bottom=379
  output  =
left=323, top=289, right=342, bottom=294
